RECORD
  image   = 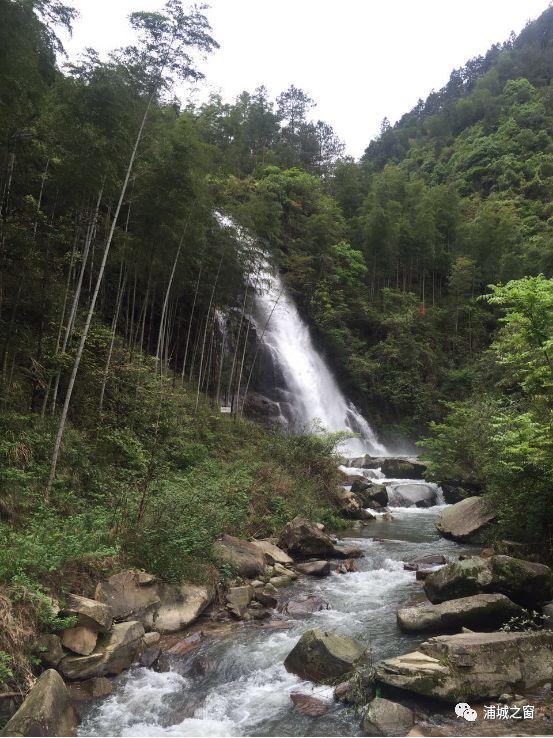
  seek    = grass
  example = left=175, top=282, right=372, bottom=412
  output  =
left=0, top=340, right=344, bottom=692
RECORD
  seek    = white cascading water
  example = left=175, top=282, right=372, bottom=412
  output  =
left=251, top=259, right=387, bottom=456
left=215, top=212, right=386, bottom=456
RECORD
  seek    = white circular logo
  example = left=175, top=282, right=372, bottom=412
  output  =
left=455, top=703, right=477, bottom=721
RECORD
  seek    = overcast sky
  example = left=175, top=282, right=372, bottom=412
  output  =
left=62, top=0, right=550, bottom=157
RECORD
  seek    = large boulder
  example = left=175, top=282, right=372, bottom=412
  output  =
left=280, top=595, right=331, bottom=618
left=334, top=487, right=376, bottom=520
left=62, top=625, right=98, bottom=656
left=362, top=697, right=414, bottom=737
left=278, top=517, right=362, bottom=559
left=59, top=621, right=145, bottom=680
left=423, top=557, right=492, bottom=603
left=356, top=484, right=388, bottom=508
left=284, top=628, right=367, bottom=682
left=61, top=593, right=113, bottom=633
left=376, top=630, right=553, bottom=702
left=212, top=534, right=266, bottom=578
left=397, top=594, right=523, bottom=633
left=424, top=555, right=553, bottom=608
left=153, top=583, right=213, bottom=633
left=249, top=539, right=293, bottom=565
left=1, top=669, right=77, bottom=737
left=226, top=585, right=254, bottom=618
left=295, top=561, right=331, bottom=577
left=94, top=570, right=160, bottom=628
left=388, top=483, right=437, bottom=508
left=436, top=496, right=496, bottom=542
left=363, top=457, right=427, bottom=480
left=403, top=554, right=447, bottom=572
left=35, top=634, right=64, bottom=669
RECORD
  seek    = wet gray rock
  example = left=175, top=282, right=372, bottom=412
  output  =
left=397, top=593, right=523, bottom=633
left=376, top=630, right=553, bottom=703
left=255, top=583, right=279, bottom=608
left=436, top=496, right=496, bottom=542
left=403, top=554, right=447, bottom=571
left=388, top=483, right=437, bottom=508
left=295, top=560, right=331, bottom=577
left=284, top=628, right=367, bottom=682
left=424, top=555, right=553, bottom=608
left=290, top=692, right=331, bottom=716
left=363, top=457, right=427, bottom=479
left=280, top=595, right=331, bottom=618
left=357, top=484, right=388, bottom=508
left=1, top=669, right=78, bottom=737
left=278, top=516, right=362, bottom=560
left=362, top=697, right=414, bottom=736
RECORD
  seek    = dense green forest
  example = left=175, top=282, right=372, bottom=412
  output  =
left=1, top=0, right=553, bottom=690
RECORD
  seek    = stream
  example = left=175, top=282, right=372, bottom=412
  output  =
left=79, top=486, right=479, bottom=737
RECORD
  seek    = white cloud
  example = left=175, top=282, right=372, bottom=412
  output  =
left=62, top=0, right=550, bottom=157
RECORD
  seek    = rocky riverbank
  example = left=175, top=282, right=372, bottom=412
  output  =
left=4, top=457, right=553, bottom=738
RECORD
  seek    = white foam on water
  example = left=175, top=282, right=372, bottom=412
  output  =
left=79, top=669, right=190, bottom=737
left=215, top=213, right=387, bottom=457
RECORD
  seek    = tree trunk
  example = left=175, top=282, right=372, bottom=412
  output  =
left=99, top=266, right=127, bottom=414
left=46, top=93, right=155, bottom=497
left=195, top=256, right=223, bottom=411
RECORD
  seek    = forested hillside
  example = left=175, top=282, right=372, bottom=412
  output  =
left=1, top=0, right=553, bottom=694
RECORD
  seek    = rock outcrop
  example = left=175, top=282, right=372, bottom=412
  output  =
left=1, top=669, right=77, bottom=737
left=376, top=630, right=553, bottom=702
left=334, top=487, right=376, bottom=520
left=153, top=583, right=213, bottom=633
left=362, top=697, right=414, bottom=737
left=35, top=635, right=65, bottom=669
left=94, top=570, right=160, bottom=628
left=61, top=625, right=98, bottom=656
left=278, top=517, right=362, bottom=560
left=424, top=555, right=553, bottom=608
left=61, top=593, right=113, bottom=633
left=436, top=496, right=496, bottom=542
left=212, top=534, right=266, bottom=578
left=59, top=621, right=145, bottom=680
left=284, top=628, right=367, bottom=682
left=249, top=539, right=293, bottom=565
left=397, top=593, right=523, bottom=633
left=226, top=585, right=254, bottom=618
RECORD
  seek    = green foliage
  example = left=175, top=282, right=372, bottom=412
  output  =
left=424, top=276, right=553, bottom=551
left=0, top=651, right=13, bottom=685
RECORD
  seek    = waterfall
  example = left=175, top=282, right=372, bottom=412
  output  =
left=250, top=260, right=386, bottom=455
left=216, top=213, right=386, bottom=455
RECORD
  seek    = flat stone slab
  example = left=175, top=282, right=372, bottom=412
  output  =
left=397, top=593, right=522, bottom=633
left=436, top=496, right=496, bottom=541
left=377, top=630, right=553, bottom=702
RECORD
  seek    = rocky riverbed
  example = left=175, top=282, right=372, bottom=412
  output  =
left=5, top=458, right=553, bottom=738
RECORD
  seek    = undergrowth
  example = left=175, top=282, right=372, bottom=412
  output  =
left=0, top=342, right=344, bottom=692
